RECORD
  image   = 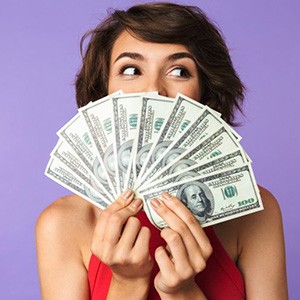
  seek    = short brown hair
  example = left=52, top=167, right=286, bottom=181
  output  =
left=76, top=2, right=245, bottom=125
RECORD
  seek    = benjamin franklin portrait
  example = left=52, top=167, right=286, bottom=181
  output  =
left=177, top=181, right=214, bottom=223
left=117, top=140, right=133, bottom=172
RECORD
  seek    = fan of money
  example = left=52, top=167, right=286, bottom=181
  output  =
left=45, top=91, right=263, bottom=228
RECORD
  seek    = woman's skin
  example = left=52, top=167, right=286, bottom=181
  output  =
left=36, top=31, right=288, bottom=299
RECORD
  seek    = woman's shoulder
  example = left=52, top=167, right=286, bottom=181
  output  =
left=258, top=184, right=281, bottom=209
left=239, top=184, right=282, bottom=232
left=234, top=189, right=287, bottom=298
left=36, top=194, right=98, bottom=233
left=36, top=195, right=99, bottom=267
left=221, top=185, right=282, bottom=231
left=236, top=184, right=285, bottom=265
left=213, top=184, right=283, bottom=262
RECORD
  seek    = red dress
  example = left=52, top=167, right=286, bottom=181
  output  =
left=88, top=211, right=245, bottom=299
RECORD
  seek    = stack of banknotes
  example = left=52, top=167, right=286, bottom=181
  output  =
left=45, top=91, right=263, bottom=228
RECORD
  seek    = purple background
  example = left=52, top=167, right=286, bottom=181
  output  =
left=1, top=0, right=299, bottom=298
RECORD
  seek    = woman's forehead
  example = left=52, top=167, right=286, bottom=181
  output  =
left=110, top=31, right=191, bottom=62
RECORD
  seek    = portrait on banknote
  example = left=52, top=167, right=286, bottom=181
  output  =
left=168, top=158, right=197, bottom=175
left=117, top=140, right=133, bottom=172
left=150, top=141, right=172, bottom=162
left=177, top=181, right=214, bottom=223
left=161, top=148, right=186, bottom=167
left=103, top=145, right=116, bottom=176
left=136, top=143, right=153, bottom=171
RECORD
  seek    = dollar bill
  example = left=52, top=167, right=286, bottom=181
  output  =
left=141, top=126, right=242, bottom=187
left=111, top=93, right=145, bottom=192
left=139, top=149, right=248, bottom=192
left=45, top=157, right=108, bottom=209
left=136, top=93, right=207, bottom=186
left=79, top=94, right=120, bottom=197
left=46, top=92, right=263, bottom=227
left=57, top=112, right=115, bottom=199
left=140, top=164, right=263, bottom=228
left=138, top=107, right=241, bottom=187
left=130, top=95, right=175, bottom=187
left=51, top=139, right=113, bottom=203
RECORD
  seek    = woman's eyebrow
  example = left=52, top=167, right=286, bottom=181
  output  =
left=114, top=52, right=144, bottom=63
left=167, top=52, right=195, bottom=61
left=114, top=52, right=194, bottom=63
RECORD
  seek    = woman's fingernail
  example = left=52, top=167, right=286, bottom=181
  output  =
left=116, top=189, right=134, bottom=206
left=150, top=198, right=162, bottom=209
left=122, top=189, right=133, bottom=200
left=131, top=198, right=142, bottom=208
left=161, top=192, right=172, bottom=201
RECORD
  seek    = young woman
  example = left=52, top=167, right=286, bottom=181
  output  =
left=36, top=3, right=288, bottom=299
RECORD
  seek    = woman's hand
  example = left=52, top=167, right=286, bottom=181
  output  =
left=150, top=192, right=212, bottom=299
left=91, top=189, right=153, bottom=299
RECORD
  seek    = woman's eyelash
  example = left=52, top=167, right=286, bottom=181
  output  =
left=170, top=67, right=191, bottom=78
left=118, top=65, right=191, bottom=78
left=119, top=65, right=141, bottom=75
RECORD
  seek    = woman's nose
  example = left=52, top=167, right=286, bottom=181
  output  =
left=144, top=77, right=167, bottom=97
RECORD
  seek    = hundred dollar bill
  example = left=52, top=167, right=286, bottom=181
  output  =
left=111, top=93, right=145, bottom=192
left=50, top=139, right=113, bottom=203
left=45, top=156, right=108, bottom=209
left=130, top=95, right=175, bottom=187
left=138, top=107, right=241, bottom=187
left=79, top=94, right=121, bottom=196
left=136, top=93, right=207, bottom=186
left=140, top=164, right=263, bottom=228
left=141, top=126, right=242, bottom=187
left=57, top=111, right=115, bottom=199
left=139, top=149, right=248, bottom=192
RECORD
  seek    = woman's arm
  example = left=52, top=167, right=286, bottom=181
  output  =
left=36, top=196, right=90, bottom=300
left=237, top=186, right=288, bottom=299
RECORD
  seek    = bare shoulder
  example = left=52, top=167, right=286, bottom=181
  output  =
left=36, top=195, right=99, bottom=268
left=36, top=194, right=98, bottom=227
left=36, top=194, right=98, bottom=240
left=213, top=185, right=287, bottom=298
left=212, top=186, right=282, bottom=260
left=236, top=185, right=288, bottom=299
left=238, top=185, right=283, bottom=240
left=36, top=195, right=100, bottom=299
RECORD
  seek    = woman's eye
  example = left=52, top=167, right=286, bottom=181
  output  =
left=120, top=66, right=141, bottom=76
left=169, top=68, right=190, bottom=78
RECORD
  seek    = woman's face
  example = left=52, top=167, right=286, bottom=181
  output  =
left=108, top=31, right=201, bottom=100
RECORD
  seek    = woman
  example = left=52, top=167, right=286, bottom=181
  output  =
left=36, top=3, right=288, bottom=299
